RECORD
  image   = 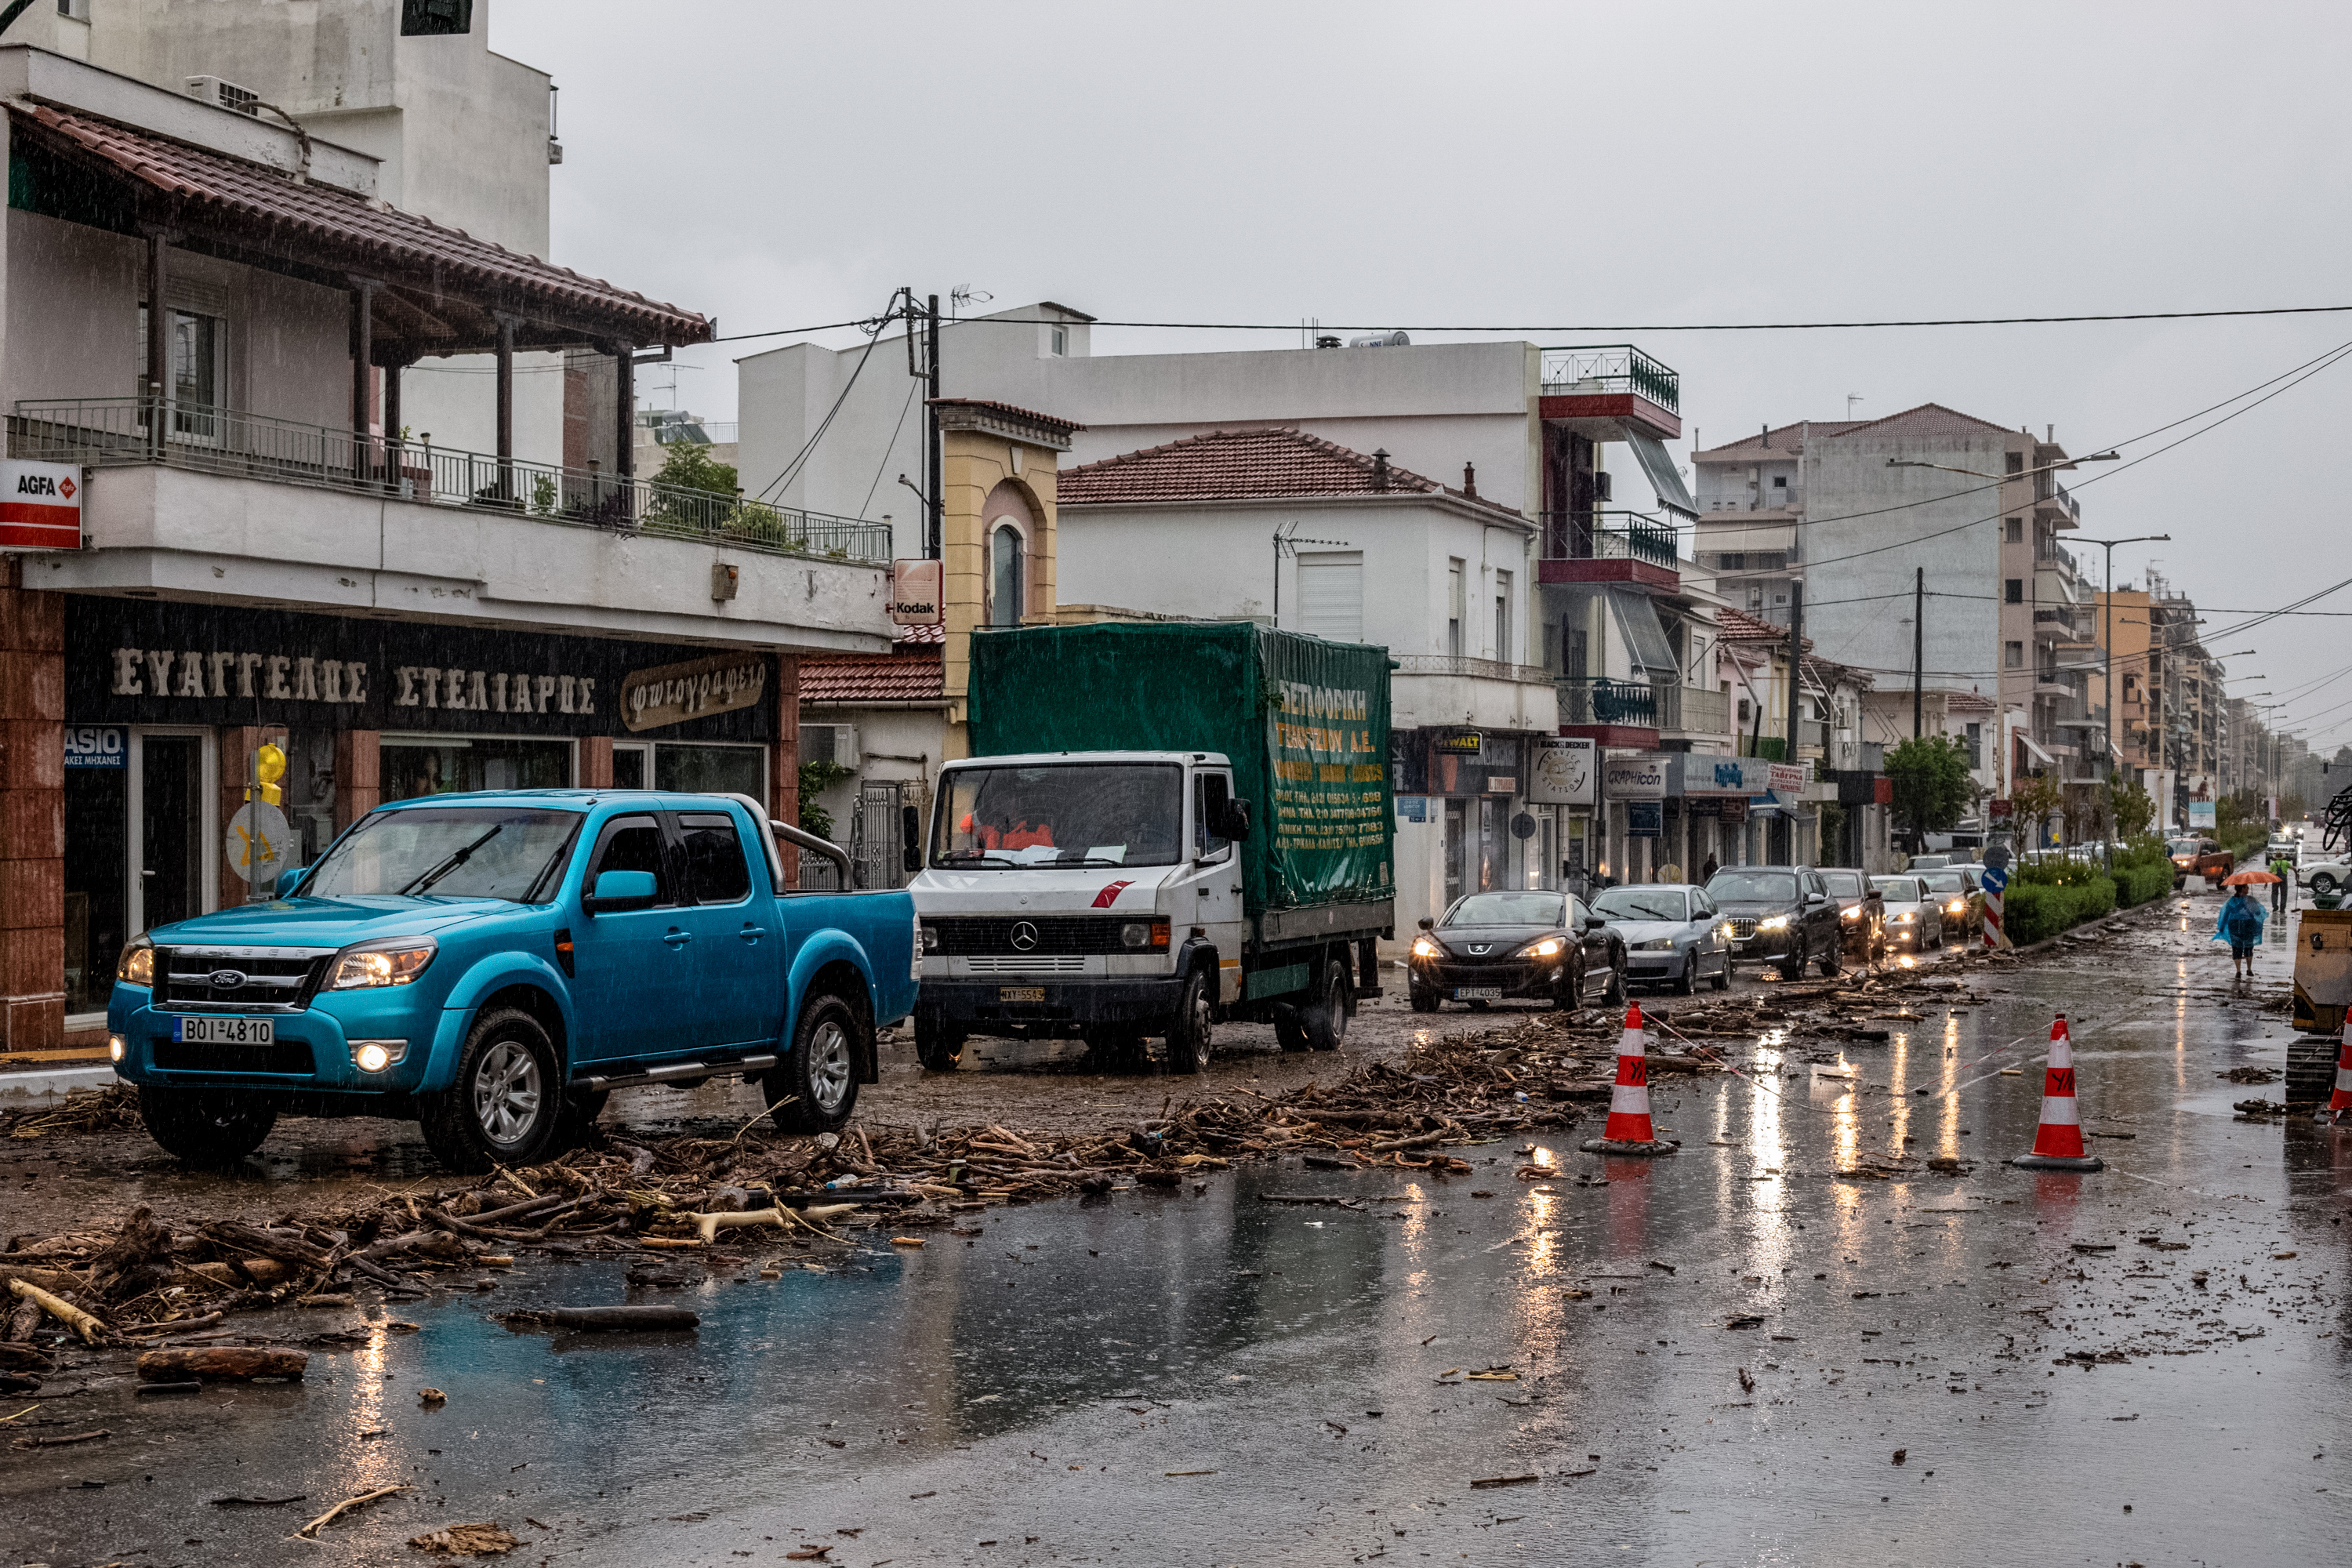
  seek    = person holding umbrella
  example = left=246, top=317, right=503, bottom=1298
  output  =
left=2214, top=872, right=2274, bottom=980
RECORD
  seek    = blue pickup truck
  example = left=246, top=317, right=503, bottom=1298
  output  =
left=104, top=790, right=918, bottom=1172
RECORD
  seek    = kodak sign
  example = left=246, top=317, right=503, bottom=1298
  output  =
left=0, top=460, right=83, bottom=550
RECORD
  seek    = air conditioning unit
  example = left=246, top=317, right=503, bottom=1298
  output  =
left=803, top=723, right=860, bottom=770
left=185, top=76, right=261, bottom=115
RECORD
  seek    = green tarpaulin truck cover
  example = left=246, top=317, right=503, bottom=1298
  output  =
left=968, top=622, right=1393, bottom=917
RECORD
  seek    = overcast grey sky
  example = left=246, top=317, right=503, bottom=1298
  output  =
left=499, top=0, right=2352, bottom=758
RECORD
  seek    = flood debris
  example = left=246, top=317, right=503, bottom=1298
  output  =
left=298, top=1483, right=413, bottom=1538
left=408, top=1522, right=523, bottom=1556
left=498, top=1306, right=700, bottom=1333
left=136, top=1346, right=308, bottom=1382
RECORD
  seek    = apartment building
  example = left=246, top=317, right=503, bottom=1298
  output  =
left=1693, top=406, right=2098, bottom=811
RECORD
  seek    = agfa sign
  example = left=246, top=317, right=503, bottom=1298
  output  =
left=0, top=460, right=83, bottom=550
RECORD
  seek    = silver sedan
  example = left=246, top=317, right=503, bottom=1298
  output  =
left=1590, top=884, right=1732, bottom=995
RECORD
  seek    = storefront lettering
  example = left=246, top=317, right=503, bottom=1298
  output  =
left=619, top=653, right=766, bottom=733
left=392, top=667, right=594, bottom=715
left=112, top=647, right=368, bottom=704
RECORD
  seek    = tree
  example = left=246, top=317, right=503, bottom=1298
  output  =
left=2108, top=779, right=2156, bottom=839
left=798, top=758, right=853, bottom=841
left=650, top=440, right=739, bottom=497
left=1884, top=736, right=1973, bottom=853
left=2010, top=773, right=2064, bottom=849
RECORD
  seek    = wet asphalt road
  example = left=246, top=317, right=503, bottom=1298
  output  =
left=6, top=891, right=2348, bottom=1566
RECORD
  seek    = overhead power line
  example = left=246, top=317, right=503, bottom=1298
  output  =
left=711, top=300, right=2352, bottom=345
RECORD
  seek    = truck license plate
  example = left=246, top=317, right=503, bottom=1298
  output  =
left=1453, top=986, right=1503, bottom=1001
left=998, top=987, right=1045, bottom=1003
left=170, top=1015, right=274, bottom=1045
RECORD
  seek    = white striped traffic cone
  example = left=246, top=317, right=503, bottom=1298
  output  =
left=2322, top=1018, right=2352, bottom=1124
left=2010, top=1013, right=2103, bottom=1171
left=1582, top=1002, right=1677, bottom=1157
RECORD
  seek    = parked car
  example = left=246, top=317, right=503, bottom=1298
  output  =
left=1703, top=866, right=1845, bottom=980
left=1589, top=884, right=1731, bottom=995
left=2304, top=854, right=2349, bottom=898
left=107, top=791, right=920, bottom=1172
left=1906, top=853, right=1956, bottom=870
left=1919, top=867, right=1984, bottom=943
left=1871, top=874, right=1945, bottom=951
left=2167, top=837, right=2235, bottom=887
left=1816, top=869, right=1887, bottom=963
left=1409, top=890, right=1625, bottom=1012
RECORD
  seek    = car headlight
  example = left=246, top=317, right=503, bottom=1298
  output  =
left=1639, top=937, right=1678, bottom=951
left=1757, top=915, right=1790, bottom=932
left=1411, top=935, right=1440, bottom=959
left=1841, top=906, right=1861, bottom=920
left=116, top=936, right=154, bottom=987
left=1894, top=910, right=1916, bottom=923
left=1946, top=899, right=1966, bottom=913
left=1519, top=936, right=1565, bottom=959
left=329, top=938, right=438, bottom=990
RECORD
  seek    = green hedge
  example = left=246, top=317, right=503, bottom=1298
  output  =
left=2004, top=874, right=2118, bottom=945
left=2110, top=836, right=2177, bottom=908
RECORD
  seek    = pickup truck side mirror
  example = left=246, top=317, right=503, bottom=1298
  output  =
left=901, top=805, right=923, bottom=873
left=584, top=868, right=657, bottom=914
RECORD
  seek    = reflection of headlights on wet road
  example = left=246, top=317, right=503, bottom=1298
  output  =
left=1757, top=915, right=1790, bottom=932
left=1411, top=936, right=1439, bottom=959
left=1519, top=936, right=1565, bottom=958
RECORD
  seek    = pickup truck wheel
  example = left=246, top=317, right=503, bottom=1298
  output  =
left=767, top=992, right=863, bottom=1134
left=1163, top=967, right=1215, bottom=1075
left=1305, top=959, right=1350, bottom=1052
left=913, top=1017, right=965, bottom=1073
left=420, top=1008, right=559, bottom=1174
left=138, top=1086, right=276, bottom=1165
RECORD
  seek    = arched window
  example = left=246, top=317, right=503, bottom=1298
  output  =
left=990, top=523, right=1025, bottom=627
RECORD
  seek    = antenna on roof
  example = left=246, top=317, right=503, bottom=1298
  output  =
left=1846, top=394, right=1864, bottom=419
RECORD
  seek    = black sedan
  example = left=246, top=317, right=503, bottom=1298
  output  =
left=1408, top=890, right=1626, bottom=1013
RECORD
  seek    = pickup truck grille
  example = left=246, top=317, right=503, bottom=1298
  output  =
left=1726, top=918, right=1757, bottom=939
left=156, top=946, right=334, bottom=1013
left=929, top=917, right=1133, bottom=956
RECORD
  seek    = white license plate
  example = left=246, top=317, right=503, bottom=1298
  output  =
left=998, top=987, right=1045, bottom=1003
left=171, top=1015, right=275, bottom=1045
left=1453, top=986, right=1504, bottom=1001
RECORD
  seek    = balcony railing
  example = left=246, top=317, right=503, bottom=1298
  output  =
left=1539, top=509, right=1682, bottom=569
left=9, top=396, right=890, bottom=565
left=1673, top=685, right=1730, bottom=735
left=1538, top=345, right=1680, bottom=414
left=1392, top=654, right=1557, bottom=684
left=1558, top=677, right=1684, bottom=728
left=2034, top=538, right=2080, bottom=576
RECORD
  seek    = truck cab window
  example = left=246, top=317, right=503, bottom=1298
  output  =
left=678, top=813, right=752, bottom=903
left=587, top=815, right=672, bottom=905
left=1194, top=774, right=1232, bottom=860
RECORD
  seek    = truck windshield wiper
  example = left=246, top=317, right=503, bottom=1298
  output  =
left=940, top=852, right=1022, bottom=868
left=400, top=826, right=502, bottom=896
left=1050, top=856, right=1131, bottom=868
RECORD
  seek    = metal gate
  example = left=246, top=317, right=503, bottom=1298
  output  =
left=849, top=781, right=906, bottom=889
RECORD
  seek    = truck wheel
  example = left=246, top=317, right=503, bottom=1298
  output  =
left=1164, top=967, right=1215, bottom=1075
left=767, top=992, right=863, bottom=1134
left=914, top=1016, right=966, bottom=1073
left=138, top=1086, right=276, bottom=1166
left=1305, top=959, right=1350, bottom=1052
left=420, top=1008, right=560, bottom=1174
left=1275, top=1005, right=1313, bottom=1051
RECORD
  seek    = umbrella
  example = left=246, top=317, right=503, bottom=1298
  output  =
left=2222, top=870, right=2281, bottom=885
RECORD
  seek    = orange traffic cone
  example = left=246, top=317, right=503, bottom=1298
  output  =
left=2321, top=1018, right=2352, bottom=1125
left=1581, top=1002, right=1678, bottom=1157
left=2010, top=1013, right=2103, bottom=1171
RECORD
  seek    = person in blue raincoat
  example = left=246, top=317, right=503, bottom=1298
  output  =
left=2214, top=885, right=2267, bottom=979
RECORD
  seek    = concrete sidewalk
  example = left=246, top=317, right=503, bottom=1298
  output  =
left=0, top=1064, right=117, bottom=1103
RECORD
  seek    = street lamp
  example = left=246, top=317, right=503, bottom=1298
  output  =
left=2074, top=532, right=2172, bottom=867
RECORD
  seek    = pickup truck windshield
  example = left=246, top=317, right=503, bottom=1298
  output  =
left=933, top=763, right=1184, bottom=869
left=304, top=807, right=579, bottom=902
left=1708, top=870, right=1797, bottom=903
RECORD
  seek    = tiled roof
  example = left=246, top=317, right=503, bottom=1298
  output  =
left=800, top=651, right=945, bottom=705
left=1059, top=426, right=1514, bottom=512
left=1714, top=606, right=1809, bottom=645
left=893, top=622, right=946, bottom=645
left=1945, top=688, right=1998, bottom=712
left=927, top=399, right=1084, bottom=435
left=13, top=104, right=709, bottom=346
left=1832, top=402, right=2021, bottom=441
left=1693, top=421, right=1866, bottom=460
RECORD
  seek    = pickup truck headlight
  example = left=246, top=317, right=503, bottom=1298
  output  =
left=1518, top=936, right=1566, bottom=959
left=329, top=938, right=438, bottom=990
left=1756, top=915, right=1790, bottom=932
left=117, top=936, right=154, bottom=987
left=1411, top=935, right=1440, bottom=959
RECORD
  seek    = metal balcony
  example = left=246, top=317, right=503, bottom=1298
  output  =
left=1538, top=510, right=1682, bottom=568
left=1538, top=345, right=1680, bottom=414
left=1558, top=677, right=1674, bottom=728
left=1392, top=653, right=1558, bottom=685
left=10, top=395, right=890, bottom=564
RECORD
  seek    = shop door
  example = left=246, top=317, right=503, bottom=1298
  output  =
left=1442, top=801, right=1465, bottom=909
left=132, top=731, right=209, bottom=934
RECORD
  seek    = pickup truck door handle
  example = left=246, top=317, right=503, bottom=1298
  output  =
left=738, top=924, right=768, bottom=942
left=663, top=928, right=693, bottom=949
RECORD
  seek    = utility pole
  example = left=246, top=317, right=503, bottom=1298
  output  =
left=1912, top=567, right=1924, bottom=739
left=1786, top=580, right=1804, bottom=765
left=925, top=293, right=942, bottom=561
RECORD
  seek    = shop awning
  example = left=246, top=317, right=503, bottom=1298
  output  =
left=2016, top=732, right=2058, bottom=768
left=1626, top=430, right=1698, bottom=520
left=1608, top=587, right=1680, bottom=675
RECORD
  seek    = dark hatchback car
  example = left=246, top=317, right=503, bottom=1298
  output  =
left=1408, top=890, right=1626, bottom=1013
left=1817, top=868, right=1887, bottom=963
left=1703, top=865, right=1845, bottom=979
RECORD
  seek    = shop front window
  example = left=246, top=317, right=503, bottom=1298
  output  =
left=382, top=736, right=573, bottom=802
left=654, top=742, right=766, bottom=800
